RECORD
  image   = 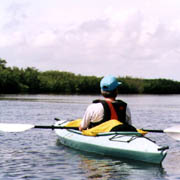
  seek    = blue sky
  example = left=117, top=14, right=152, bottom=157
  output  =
left=1, top=0, right=180, bottom=80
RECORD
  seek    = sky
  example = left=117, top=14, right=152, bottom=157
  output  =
left=1, top=0, right=180, bottom=80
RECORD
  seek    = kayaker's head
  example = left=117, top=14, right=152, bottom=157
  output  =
left=100, top=75, right=121, bottom=98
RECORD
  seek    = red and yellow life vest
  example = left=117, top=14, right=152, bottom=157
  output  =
left=89, top=99, right=127, bottom=128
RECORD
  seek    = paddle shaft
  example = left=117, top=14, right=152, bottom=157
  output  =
left=36, top=126, right=164, bottom=133
left=35, top=126, right=164, bottom=133
left=34, top=125, right=79, bottom=130
left=142, top=129, right=164, bottom=133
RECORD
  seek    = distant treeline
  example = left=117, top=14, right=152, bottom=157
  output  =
left=1, top=59, right=180, bottom=94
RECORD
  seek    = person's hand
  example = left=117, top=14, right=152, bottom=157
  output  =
left=79, top=125, right=83, bottom=131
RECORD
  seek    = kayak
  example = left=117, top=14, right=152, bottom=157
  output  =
left=54, top=120, right=168, bottom=164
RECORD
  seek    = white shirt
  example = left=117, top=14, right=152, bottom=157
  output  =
left=80, top=102, right=132, bottom=129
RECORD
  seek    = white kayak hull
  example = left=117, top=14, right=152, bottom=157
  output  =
left=54, top=121, right=167, bottom=164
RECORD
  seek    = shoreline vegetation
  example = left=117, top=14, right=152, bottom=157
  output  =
left=1, top=59, right=180, bottom=94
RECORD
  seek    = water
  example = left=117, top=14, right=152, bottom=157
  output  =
left=0, top=94, right=180, bottom=180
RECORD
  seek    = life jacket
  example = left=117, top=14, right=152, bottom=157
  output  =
left=89, top=99, right=127, bottom=128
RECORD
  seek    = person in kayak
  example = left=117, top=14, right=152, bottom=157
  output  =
left=79, top=75, right=137, bottom=131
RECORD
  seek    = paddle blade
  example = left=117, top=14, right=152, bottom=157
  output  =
left=0, top=123, right=34, bottom=132
left=164, top=125, right=180, bottom=140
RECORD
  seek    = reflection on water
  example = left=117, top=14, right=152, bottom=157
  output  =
left=79, top=156, right=166, bottom=180
left=56, top=139, right=166, bottom=180
left=0, top=94, right=180, bottom=179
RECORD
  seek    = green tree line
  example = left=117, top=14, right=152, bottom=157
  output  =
left=1, top=58, right=180, bottom=94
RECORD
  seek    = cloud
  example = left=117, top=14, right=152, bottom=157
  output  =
left=32, top=31, right=57, bottom=47
left=3, top=2, right=28, bottom=31
left=1, top=1, right=180, bottom=80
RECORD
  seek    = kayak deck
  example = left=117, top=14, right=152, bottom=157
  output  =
left=54, top=121, right=168, bottom=164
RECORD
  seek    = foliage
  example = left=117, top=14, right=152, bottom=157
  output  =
left=118, top=76, right=144, bottom=94
left=0, top=58, right=180, bottom=94
left=143, top=79, right=180, bottom=94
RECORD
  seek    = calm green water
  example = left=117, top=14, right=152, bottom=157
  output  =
left=0, top=94, right=180, bottom=180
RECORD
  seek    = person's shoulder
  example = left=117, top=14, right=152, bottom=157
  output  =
left=115, top=99, right=127, bottom=104
left=87, top=103, right=103, bottom=110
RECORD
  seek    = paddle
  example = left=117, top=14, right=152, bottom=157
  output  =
left=0, top=123, right=180, bottom=140
left=142, top=125, right=180, bottom=141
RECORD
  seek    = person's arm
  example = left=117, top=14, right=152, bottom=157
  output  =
left=125, top=105, right=132, bottom=125
left=79, top=103, right=104, bottom=131
left=79, top=107, right=91, bottom=130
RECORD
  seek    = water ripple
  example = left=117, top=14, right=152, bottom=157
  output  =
left=0, top=95, right=180, bottom=179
